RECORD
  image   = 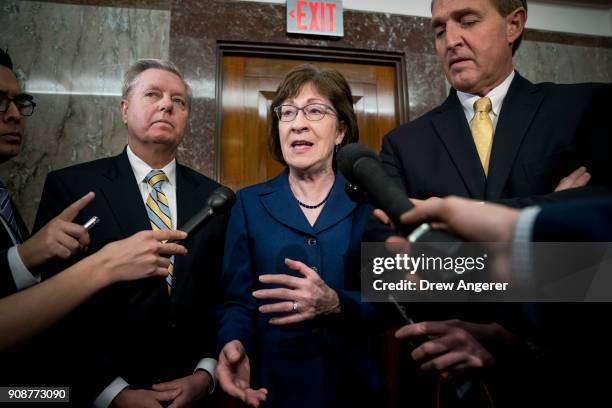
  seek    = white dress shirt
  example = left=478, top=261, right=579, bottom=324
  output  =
left=0, top=212, right=39, bottom=291
left=93, top=146, right=216, bottom=407
left=457, top=70, right=515, bottom=133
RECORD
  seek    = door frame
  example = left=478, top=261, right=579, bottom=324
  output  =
left=215, top=41, right=409, bottom=177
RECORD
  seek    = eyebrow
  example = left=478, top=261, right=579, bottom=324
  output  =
left=284, top=97, right=326, bottom=104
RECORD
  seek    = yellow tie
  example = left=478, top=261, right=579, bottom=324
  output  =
left=145, top=170, right=174, bottom=295
left=470, top=97, right=494, bottom=176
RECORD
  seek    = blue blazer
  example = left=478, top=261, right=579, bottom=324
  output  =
left=533, top=197, right=612, bottom=242
left=217, top=170, right=385, bottom=408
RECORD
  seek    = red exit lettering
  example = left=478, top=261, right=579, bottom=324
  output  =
left=293, top=1, right=336, bottom=33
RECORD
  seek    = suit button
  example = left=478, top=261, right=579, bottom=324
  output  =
left=307, top=237, right=317, bottom=246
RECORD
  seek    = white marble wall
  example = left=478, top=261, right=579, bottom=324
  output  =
left=0, top=1, right=170, bottom=226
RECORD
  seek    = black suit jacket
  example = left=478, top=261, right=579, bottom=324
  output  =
left=0, top=202, right=30, bottom=298
left=0, top=196, right=39, bottom=388
left=33, top=149, right=227, bottom=402
left=380, top=72, right=612, bottom=208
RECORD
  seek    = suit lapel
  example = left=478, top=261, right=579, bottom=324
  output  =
left=431, top=91, right=486, bottom=199
left=260, top=170, right=314, bottom=235
left=259, top=171, right=357, bottom=235
left=486, top=73, right=544, bottom=199
left=99, top=149, right=150, bottom=238
left=171, top=164, right=202, bottom=304
left=11, top=201, right=30, bottom=242
left=314, top=173, right=356, bottom=234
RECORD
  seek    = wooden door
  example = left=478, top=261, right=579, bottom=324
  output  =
left=220, top=56, right=400, bottom=191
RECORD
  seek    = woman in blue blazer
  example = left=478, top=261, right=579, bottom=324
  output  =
left=216, top=64, right=385, bottom=407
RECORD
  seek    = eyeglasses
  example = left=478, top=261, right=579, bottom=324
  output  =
left=274, top=103, right=336, bottom=122
left=0, top=92, right=36, bottom=116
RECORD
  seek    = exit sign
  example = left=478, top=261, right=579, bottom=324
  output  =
left=286, top=0, right=344, bottom=37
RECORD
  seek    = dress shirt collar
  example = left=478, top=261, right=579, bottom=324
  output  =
left=457, top=70, right=515, bottom=120
left=126, top=145, right=176, bottom=187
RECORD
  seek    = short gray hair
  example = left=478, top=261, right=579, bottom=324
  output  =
left=121, top=58, right=192, bottom=106
left=431, top=0, right=527, bottom=55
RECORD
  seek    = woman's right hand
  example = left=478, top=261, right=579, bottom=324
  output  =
left=217, top=340, right=268, bottom=407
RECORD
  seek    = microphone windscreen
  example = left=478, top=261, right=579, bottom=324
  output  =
left=337, top=143, right=379, bottom=183
left=207, top=186, right=236, bottom=212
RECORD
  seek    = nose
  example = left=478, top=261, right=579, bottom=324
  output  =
left=3, top=100, right=23, bottom=123
left=159, top=93, right=174, bottom=112
left=445, top=22, right=464, bottom=50
left=290, top=109, right=309, bottom=132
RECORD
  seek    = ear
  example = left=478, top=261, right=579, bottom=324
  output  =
left=335, top=121, right=346, bottom=145
left=120, top=99, right=129, bottom=125
left=506, top=6, right=526, bottom=45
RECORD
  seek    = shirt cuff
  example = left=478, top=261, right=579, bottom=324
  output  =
left=8, top=245, right=40, bottom=290
left=512, top=206, right=541, bottom=285
left=514, top=206, right=541, bottom=243
left=92, top=377, right=129, bottom=408
left=195, top=358, right=217, bottom=394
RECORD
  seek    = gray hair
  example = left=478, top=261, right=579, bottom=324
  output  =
left=431, top=0, right=528, bottom=55
left=121, top=58, right=192, bottom=106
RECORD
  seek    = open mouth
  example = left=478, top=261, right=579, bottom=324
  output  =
left=291, top=140, right=314, bottom=152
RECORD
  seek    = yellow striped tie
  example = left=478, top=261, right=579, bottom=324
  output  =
left=145, top=170, right=174, bottom=295
left=470, top=97, right=494, bottom=176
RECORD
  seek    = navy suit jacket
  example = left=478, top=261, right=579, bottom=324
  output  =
left=528, top=198, right=612, bottom=406
left=533, top=197, right=612, bottom=242
left=217, top=170, right=384, bottom=408
left=33, top=148, right=227, bottom=403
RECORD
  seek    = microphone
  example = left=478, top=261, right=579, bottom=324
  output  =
left=175, top=186, right=235, bottom=241
left=339, top=144, right=485, bottom=404
left=337, top=143, right=462, bottom=249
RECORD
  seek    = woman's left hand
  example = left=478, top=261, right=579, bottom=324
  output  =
left=253, top=258, right=341, bottom=325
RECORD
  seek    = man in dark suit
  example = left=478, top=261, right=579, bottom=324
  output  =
left=371, top=0, right=611, bottom=406
left=34, top=59, right=227, bottom=407
left=0, top=47, right=92, bottom=299
left=382, top=1, right=611, bottom=207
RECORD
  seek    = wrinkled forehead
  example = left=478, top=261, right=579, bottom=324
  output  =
left=132, top=68, right=188, bottom=96
left=0, top=66, right=22, bottom=96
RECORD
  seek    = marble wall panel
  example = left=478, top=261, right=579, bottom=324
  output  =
left=0, top=0, right=170, bottom=226
left=515, top=41, right=612, bottom=83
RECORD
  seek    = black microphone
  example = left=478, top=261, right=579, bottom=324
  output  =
left=337, top=143, right=462, bottom=249
left=339, top=145, right=486, bottom=404
left=175, top=186, right=235, bottom=241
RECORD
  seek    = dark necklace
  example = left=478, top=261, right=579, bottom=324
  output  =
left=294, top=187, right=333, bottom=209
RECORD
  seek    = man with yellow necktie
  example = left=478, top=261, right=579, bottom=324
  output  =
left=368, top=0, right=611, bottom=406
left=33, top=59, right=228, bottom=408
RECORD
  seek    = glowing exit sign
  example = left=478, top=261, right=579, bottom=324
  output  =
left=286, top=0, right=344, bottom=37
